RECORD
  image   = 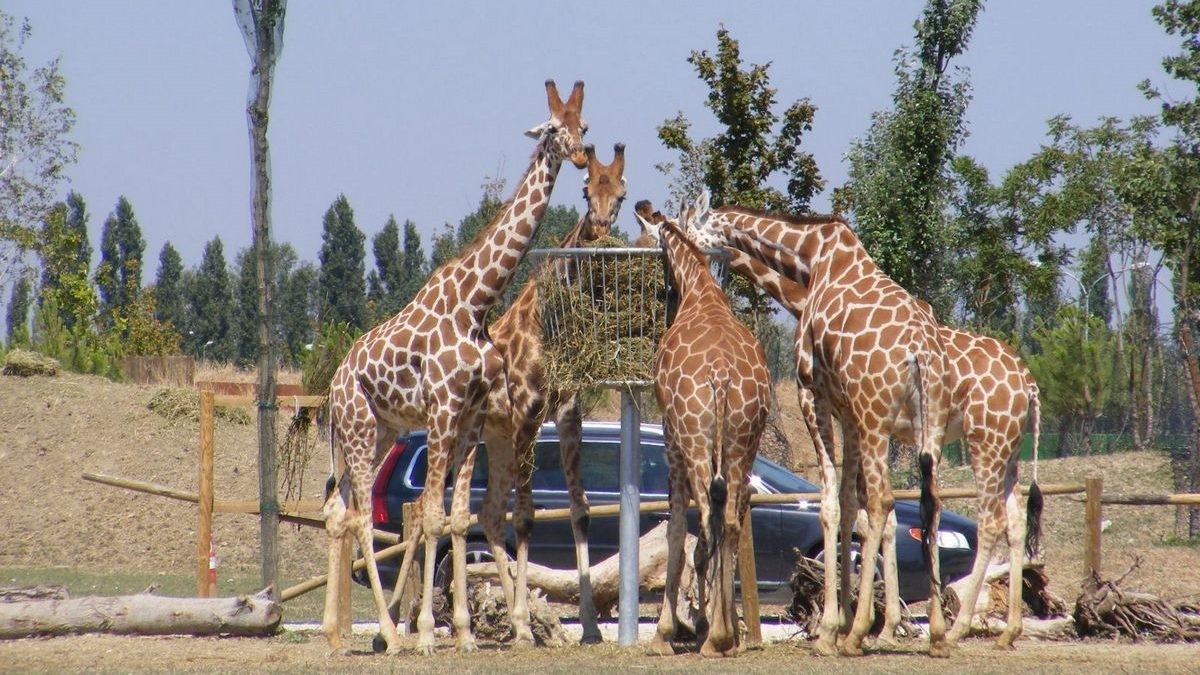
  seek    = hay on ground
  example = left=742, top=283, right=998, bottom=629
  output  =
left=147, top=388, right=252, bottom=425
left=3, top=349, right=61, bottom=377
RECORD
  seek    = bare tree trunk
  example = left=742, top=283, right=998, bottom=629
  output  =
left=1175, top=239, right=1200, bottom=538
left=0, top=589, right=281, bottom=639
left=236, top=0, right=288, bottom=593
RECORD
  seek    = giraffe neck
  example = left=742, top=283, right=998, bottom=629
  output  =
left=714, top=207, right=874, bottom=287
left=661, top=220, right=724, bottom=308
left=456, top=140, right=564, bottom=322
left=724, top=247, right=808, bottom=317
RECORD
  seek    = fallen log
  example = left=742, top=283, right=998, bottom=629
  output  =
left=0, top=585, right=70, bottom=603
left=465, top=520, right=698, bottom=618
left=0, top=587, right=281, bottom=639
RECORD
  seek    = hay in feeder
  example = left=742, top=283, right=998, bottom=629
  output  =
left=535, top=236, right=669, bottom=389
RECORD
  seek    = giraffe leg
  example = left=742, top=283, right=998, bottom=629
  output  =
left=384, top=500, right=424, bottom=636
left=510, top=429, right=538, bottom=649
left=554, top=396, right=603, bottom=644
left=649, top=471, right=689, bottom=656
left=321, top=495, right=351, bottom=656
left=836, top=433, right=859, bottom=642
left=842, top=436, right=890, bottom=657
left=877, top=508, right=902, bottom=648
left=478, top=432, right=526, bottom=645
left=700, top=468, right=746, bottom=659
left=447, top=437, right=480, bottom=653
left=353, top=515, right=403, bottom=654
left=947, top=487, right=1002, bottom=645
left=796, top=384, right=841, bottom=656
left=997, top=470, right=1027, bottom=649
left=416, top=426, right=456, bottom=656
left=921, top=451, right=949, bottom=658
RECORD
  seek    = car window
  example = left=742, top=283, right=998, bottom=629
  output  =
left=405, top=443, right=490, bottom=490
left=531, top=442, right=568, bottom=491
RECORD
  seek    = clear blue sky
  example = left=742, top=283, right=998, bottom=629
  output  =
left=7, top=1, right=1179, bottom=295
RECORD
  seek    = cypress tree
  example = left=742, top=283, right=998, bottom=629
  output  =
left=317, top=195, right=367, bottom=332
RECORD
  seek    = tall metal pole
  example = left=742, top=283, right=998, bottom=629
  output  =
left=617, top=388, right=643, bottom=647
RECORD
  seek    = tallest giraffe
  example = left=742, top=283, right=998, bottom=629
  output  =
left=322, top=80, right=588, bottom=656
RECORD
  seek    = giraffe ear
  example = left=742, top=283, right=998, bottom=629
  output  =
left=525, top=121, right=553, bottom=139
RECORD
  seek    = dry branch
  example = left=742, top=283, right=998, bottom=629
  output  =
left=940, top=561, right=1068, bottom=638
left=0, top=588, right=281, bottom=639
left=786, top=554, right=919, bottom=639
left=465, top=521, right=696, bottom=617
left=1073, top=558, right=1200, bottom=642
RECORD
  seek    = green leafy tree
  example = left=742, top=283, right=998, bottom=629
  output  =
left=278, top=260, right=317, bottom=366
left=842, top=0, right=981, bottom=314
left=429, top=223, right=458, bottom=271
left=36, top=194, right=94, bottom=332
left=1026, top=306, right=1117, bottom=456
left=945, top=156, right=1041, bottom=334
left=232, top=241, right=298, bottom=367
left=153, top=242, right=185, bottom=334
left=6, top=275, right=31, bottom=347
left=317, top=194, right=367, bottom=332
left=0, top=11, right=78, bottom=278
left=367, top=215, right=404, bottom=323
left=656, top=25, right=823, bottom=214
left=94, top=196, right=146, bottom=331
left=188, top=237, right=234, bottom=362
left=397, top=218, right=428, bottom=307
left=1120, top=0, right=1200, bottom=534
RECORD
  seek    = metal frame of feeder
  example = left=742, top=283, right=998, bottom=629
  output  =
left=528, top=245, right=727, bottom=647
left=529, top=245, right=664, bottom=646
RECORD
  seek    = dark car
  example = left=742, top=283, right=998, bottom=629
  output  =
left=357, top=421, right=977, bottom=603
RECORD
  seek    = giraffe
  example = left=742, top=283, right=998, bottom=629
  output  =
left=381, top=142, right=625, bottom=648
left=644, top=208, right=772, bottom=658
left=719, top=240, right=1044, bottom=650
left=690, top=206, right=954, bottom=657
left=632, top=199, right=664, bottom=246
left=321, top=79, right=588, bottom=656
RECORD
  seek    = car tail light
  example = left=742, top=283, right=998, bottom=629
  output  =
left=372, top=441, right=406, bottom=525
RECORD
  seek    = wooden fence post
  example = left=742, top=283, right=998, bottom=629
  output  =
left=197, top=390, right=215, bottom=598
left=737, top=507, right=762, bottom=646
left=1084, top=476, right=1103, bottom=578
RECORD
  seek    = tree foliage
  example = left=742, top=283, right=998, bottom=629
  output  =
left=6, top=274, right=31, bottom=347
left=153, top=242, right=185, bottom=334
left=0, top=11, right=78, bottom=280
left=656, top=25, right=823, bottom=214
left=317, top=194, right=367, bottom=332
left=94, top=196, right=146, bottom=332
left=188, top=237, right=234, bottom=361
left=843, top=0, right=981, bottom=314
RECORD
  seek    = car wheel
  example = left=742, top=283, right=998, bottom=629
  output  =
left=433, top=539, right=499, bottom=593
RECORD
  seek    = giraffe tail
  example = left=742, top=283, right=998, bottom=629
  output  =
left=705, top=375, right=732, bottom=574
left=1025, top=382, right=1044, bottom=560
left=910, top=351, right=937, bottom=572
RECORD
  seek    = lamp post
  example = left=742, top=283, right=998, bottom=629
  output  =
left=1060, top=262, right=1150, bottom=341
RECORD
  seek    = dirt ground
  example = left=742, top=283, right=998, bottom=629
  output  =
left=1, top=369, right=1199, bottom=672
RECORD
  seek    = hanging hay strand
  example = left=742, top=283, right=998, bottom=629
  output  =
left=535, top=236, right=669, bottom=389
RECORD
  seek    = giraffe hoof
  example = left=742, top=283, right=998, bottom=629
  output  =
left=416, top=642, right=436, bottom=656
left=511, top=634, right=536, bottom=651
left=647, top=637, right=675, bottom=656
left=839, top=638, right=864, bottom=657
left=579, top=632, right=603, bottom=646
left=324, top=646, right=352, bottom=658
left=700, top=640, right=737, bottom=658
left=928, top=641, right=950, bottom=659
left=457, top=639, right=479, bottom=653
left=812, top=636, right=838, bottom=657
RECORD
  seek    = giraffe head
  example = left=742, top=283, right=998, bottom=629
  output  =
left=632, top=199, right=665, bottom=246
left=525, top=80, right=589, bottom=169
left=677, top=190, right=724, bottom=250
left=580, top=142, right=627, bottom=240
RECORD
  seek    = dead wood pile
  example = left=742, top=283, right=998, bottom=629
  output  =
left=1073, top=558, right=1200, bottom=642
left=786, top=554, right=919, bottom=639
